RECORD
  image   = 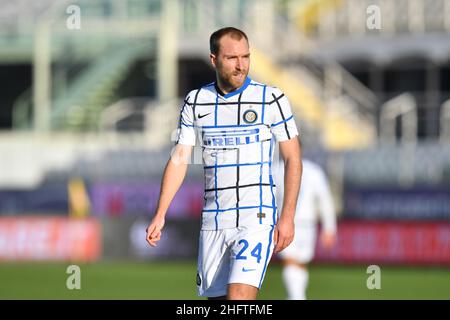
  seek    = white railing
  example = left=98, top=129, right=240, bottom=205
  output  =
left=440, top=99, right=450, bottom=144
left=380, top=93, right=417, bottom=144
left=99, top=97, right=179, bottom=149
left=315, top=0, right=450, bottom=40
left=9, top=0, right=379, bottom=137
left=178, top=0, right=378, bottom=126
left=379, top=93, right=418, bottom=186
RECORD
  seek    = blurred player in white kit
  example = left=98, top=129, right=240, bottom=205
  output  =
left=274, top=158, right=337, bottom=300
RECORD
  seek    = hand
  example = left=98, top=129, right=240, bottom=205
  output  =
left=320, top=231, right=336, bottom=249
left=273, top=216, right=295, bottom=253
left=146, top=215, right=165, bottom=247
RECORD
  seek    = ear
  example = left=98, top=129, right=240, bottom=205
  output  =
left=210, top=53, right=217, bottom=68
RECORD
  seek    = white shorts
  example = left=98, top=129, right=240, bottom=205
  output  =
left=278, top=223, right=317, bottom=264
left=197, top=224, right=275, bottom=297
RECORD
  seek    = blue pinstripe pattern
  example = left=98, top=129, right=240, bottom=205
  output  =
left=214, top=93, right=219, bottom=126
left=204, top=161, right=270, bottom=169
left=177, top=98, right=189, bottom=130
left=181, top=121, right=194, bottom=127
left=271, top=115, right=294, bottom=127
left=178, top=77, right=297, bottom=231
left=203, top=204, right=275, bottom=213
left=261, top=85, right=267, bottom=123
left=214, top=152, right=219, bottom=230
left=259, top=140, right=264, bottom=224
left=249, top=82, right=266, bottom=87
left=259, top=86, right=267, bottom=224
left=213, top=93, right=220, bottom=230
left=195, top=123, right=263, bottom=129
left=268, top=137, right=277, bottom=225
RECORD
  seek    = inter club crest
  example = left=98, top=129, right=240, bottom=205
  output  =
left=243, top=109, right=258, bottom=124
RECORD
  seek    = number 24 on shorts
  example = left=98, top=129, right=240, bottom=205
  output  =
left=236, top=239, right=262, bottom=263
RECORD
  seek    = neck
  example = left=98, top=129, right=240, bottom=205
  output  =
left=216, top=78, right=237, bottom=95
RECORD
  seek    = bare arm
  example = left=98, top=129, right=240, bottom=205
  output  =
left=146, top=144, right=192, bottom=247
left=274, top=137, right=302, bottom=253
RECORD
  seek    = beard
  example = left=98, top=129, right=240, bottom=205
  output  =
left=217, top=69, right=248, bottom=92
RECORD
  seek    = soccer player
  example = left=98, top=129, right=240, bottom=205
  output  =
left=274, top=158, right=337, bottom=300
left=146, top=27, right=302, bottom=300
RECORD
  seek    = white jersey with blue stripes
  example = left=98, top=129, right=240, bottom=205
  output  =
left=176, top=77, right=299, bottom=230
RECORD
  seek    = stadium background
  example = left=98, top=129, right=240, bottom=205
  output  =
left=1, top=0, right=450, bottom=299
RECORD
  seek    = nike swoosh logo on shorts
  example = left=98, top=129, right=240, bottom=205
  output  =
left=242, top=267, right=256, bottom=272
left=198, top=113, right=211, bottom=119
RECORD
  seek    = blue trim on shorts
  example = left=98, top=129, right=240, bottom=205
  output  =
left=259, top=225, right=275, bottom=288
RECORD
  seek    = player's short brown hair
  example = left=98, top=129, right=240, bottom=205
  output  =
left=209, top=27, right=249, bottom=55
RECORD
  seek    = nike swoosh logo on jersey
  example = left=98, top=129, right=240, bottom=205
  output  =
left=198, top=112, right=211, bottom=119
left=242, top=267, right=256, bottom=272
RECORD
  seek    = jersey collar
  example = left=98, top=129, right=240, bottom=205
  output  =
left=214, top=77, right=251, bottom=99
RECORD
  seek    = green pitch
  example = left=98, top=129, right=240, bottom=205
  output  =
left=0, top=261, right=449, bottom=300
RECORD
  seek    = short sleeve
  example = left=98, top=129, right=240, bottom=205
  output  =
left=268, top=88, right=299, bottom=142
left=175, top=94, right=196, bottom=146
